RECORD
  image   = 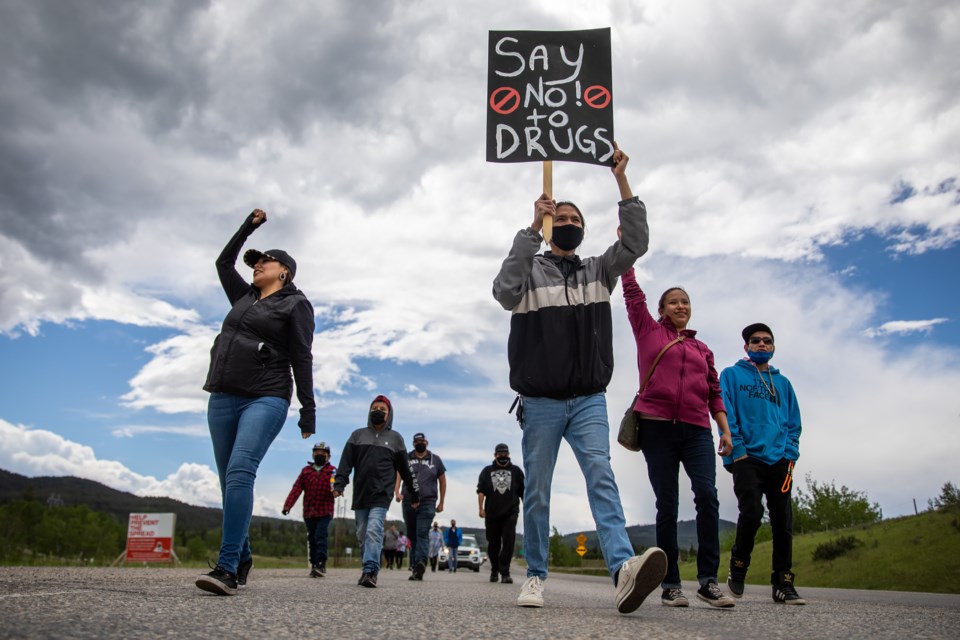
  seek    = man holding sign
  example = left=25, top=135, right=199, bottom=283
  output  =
left=492, top=144, right=666, bottom=613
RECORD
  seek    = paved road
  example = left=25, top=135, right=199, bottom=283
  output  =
left=1, top=567, right=957, bottom=639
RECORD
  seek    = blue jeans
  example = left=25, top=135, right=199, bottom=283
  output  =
left=520, top=393, right=635, bottom=582
left=305, top=516, right=332, bottom=566
left=355, top=506, right=388, bottom=574
left=403, top=501, right=436, bottom=568
left=640, top=419, right=721, bottom=588
left=207, top=392, right=289, bottom=573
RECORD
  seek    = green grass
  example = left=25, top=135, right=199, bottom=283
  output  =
left=678, top=510, right=960, bottom=593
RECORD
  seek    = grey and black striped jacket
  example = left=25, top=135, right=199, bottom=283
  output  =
left=492, top=196, right=649, bottom=399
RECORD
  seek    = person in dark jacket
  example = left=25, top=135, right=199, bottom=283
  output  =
left=477, top=443, right=524, bottom=584
left=282, top=441, right=336, bottom=578
left=196, top=208, right=315, bottom=596
left=621, top=266, right=734, bottom=608
left=444, top=520, right=463, bottom=572
left=333, top=395, right=420, bottom=588
left=395, top=432, right=446, bottom=581
left=492, top=144, right=667, bottom=612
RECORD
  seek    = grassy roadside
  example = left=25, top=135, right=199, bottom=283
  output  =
left=677, top=510, right=960, bottom=593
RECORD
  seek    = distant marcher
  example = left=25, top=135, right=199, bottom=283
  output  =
left=428, top=523, right=443, bottom=572
left=396, top=432, right=447, bottom=581
left=333, top=395, right=420, bottom=588
left=444, top=519, right=463, bottom=572
left=396, top=532, right=409, bottom=569
left=492, top=145, right=667, bottom=612
left=282, top=441, right=336, bottom=577
left=196, top=208, right=315, bottom=596
left=477, top=443, right=524, bottom=584
left=383, top=524, right=400, bottom=569
left=621, top=264, right=735, bottom=608
left=721, top=323, right=805, bottom=605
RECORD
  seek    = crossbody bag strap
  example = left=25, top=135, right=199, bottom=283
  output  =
left=639, top=336, right=685, bottom=394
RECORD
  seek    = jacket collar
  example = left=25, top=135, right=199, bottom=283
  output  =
left=658, top=315, right=698, bottom=338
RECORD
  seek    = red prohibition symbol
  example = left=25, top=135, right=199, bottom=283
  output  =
left=583, top=85, right=611, bottom=109
left=490, top=86, right=522, bottom=114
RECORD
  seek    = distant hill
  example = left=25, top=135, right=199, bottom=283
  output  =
left=562, top=518, right=736, bottom=552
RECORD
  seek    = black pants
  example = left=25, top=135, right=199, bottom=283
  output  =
left=429, top=555, right=438, bottom=571
left=485, top=511, right=519, bottom=576
left=730, top=458, right=794, bottom=573
left=304, top=516, right=332, bottom=566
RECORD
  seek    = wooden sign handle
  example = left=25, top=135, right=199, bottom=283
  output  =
left=542, top=161, right=553, bottom=244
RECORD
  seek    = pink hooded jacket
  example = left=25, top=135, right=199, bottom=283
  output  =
left=622, top=267, right=725, bottom=428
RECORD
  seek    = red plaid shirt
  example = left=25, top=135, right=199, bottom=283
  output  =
left=284, top=463, right=336, bottom=518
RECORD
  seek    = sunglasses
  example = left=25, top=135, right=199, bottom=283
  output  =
left=748, top=337, right=774, bottom=345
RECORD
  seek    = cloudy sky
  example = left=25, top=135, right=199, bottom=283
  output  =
left=1, top=0, right=958, bottom=538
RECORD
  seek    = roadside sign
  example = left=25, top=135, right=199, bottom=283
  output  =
left=576, top=545, right=588, bottom=557
left=124, top=513, right=175, bottom=562
left=576, top=533, right=587, bottom=545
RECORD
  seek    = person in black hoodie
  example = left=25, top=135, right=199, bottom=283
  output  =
left=477, top=443, right=524, bottom=584
left=196, top=208, right=316, bottom=596
left=333, top=395, right=420, bottom=588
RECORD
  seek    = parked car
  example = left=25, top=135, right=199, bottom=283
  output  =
left=439, top=534, right=485, bottom=572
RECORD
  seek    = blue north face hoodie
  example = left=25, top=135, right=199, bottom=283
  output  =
left=719, top=359, right=802, bottom=466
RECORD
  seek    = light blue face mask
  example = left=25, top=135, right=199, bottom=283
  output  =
left=747, top=350, right=774, bottom=364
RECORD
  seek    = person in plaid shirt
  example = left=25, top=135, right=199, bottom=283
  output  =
left=283, top=441, right=337, bottom=577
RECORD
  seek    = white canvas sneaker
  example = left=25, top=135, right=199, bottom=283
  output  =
left=615, top=547, right=668, bottom=614
left=517, top=576, right=544, bottom=608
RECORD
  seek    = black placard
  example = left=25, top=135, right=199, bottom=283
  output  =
left=486, top=28, right=614, bottom=165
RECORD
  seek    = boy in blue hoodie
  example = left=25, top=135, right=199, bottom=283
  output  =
left=720, top=323, right=805, bottom=605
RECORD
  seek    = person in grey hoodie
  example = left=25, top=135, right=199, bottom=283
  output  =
left=333, top=395, right=419, bottom=588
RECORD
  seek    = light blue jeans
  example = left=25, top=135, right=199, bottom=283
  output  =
left=207, top=392, right=289, bottom=573
left=355, top=506, right=388, bottom=574
left=521, top=393, right=634, bottom=582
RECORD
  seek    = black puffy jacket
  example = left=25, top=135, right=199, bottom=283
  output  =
left=203, top=213, right=316, bottom=433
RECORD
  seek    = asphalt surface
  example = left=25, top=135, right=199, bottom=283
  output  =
left=1, top=566, right=958, bottom=639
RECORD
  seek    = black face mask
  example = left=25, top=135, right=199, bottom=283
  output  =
left=496, top=456, right=510, bottom=466
left=551, top=224, right=584, bottom=251
left=313, top=455, right=327, bottom=465
left=369, top=409, right=387, bottom=425
left=414, top=443, right=427, bottom=453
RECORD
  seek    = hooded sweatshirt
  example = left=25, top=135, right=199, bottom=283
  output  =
left=719, top=358, right=801, bottom=466
left=621, top=267, right=725, bottom=427
left=333, top=396, right=420, bottom=509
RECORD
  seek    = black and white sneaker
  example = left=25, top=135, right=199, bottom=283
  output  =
left=772, top=571, right=806, bottom=605
left=310, top=564, right=322, bottom=578
left=236, top=557, right=253, bottom=588
left=317, top=562, right=326, bottom=576
left=697, top=581, right=736, bottom=608
left=727, top=557, right=747, bottom=598
left=661, top=588, right=689, bottom=607
left=196, top=565, right=238, bottom=596
left=414, top=561, right=426, bottom=580
left=359, top=572, right=377, bottom=588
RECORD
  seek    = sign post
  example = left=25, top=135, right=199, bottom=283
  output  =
left=487, top=27, right=615, bottom=247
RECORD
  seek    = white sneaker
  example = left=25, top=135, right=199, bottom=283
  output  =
left=615, top=547, right=668, bottom=614
left=517, top=576, right=544, bottom=608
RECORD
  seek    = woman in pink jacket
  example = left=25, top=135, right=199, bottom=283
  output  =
left=622, top=266, right=734, bottom=609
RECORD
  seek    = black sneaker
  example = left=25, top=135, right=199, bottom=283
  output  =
left=359, top=572, right=377, bottom=588
left=697, top=581, right=736, bottom=608
left=196, top=565, right=238, bottom=596
left=490, top=570, right=500, bottom=582
left=310, top=565, right=322, bottom=578
left=414, top=561, right=426, bottom=580
left=727, top=557, right=747, bottom=598
left=318, top=562, right=326, bottom=576
left=500, top=574, right=513, bottom=584
left=661, top=588, right=689, bottom=607
left=772, top=571, right=806, bottom=605
left=236, top=557, right=253, bottom=588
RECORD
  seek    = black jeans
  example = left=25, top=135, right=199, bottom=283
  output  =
left=304, top=515, right=332, bottom=566
left=640, top=419, right=721, bottom=587
left=484, top=511, right=519, bottom=576
left=730, top=458, right=794, bottom=572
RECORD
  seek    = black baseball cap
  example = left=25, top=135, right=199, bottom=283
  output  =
left=495, top=443, right=510, bottom=454
left=742, top=323, right=774, bottom=343
left=412, top=432, right=426, bottom=441
left=243, top=248, right=297, bottom=280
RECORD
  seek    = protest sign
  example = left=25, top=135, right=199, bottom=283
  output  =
left=486, top=28, right=614, bottom=166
